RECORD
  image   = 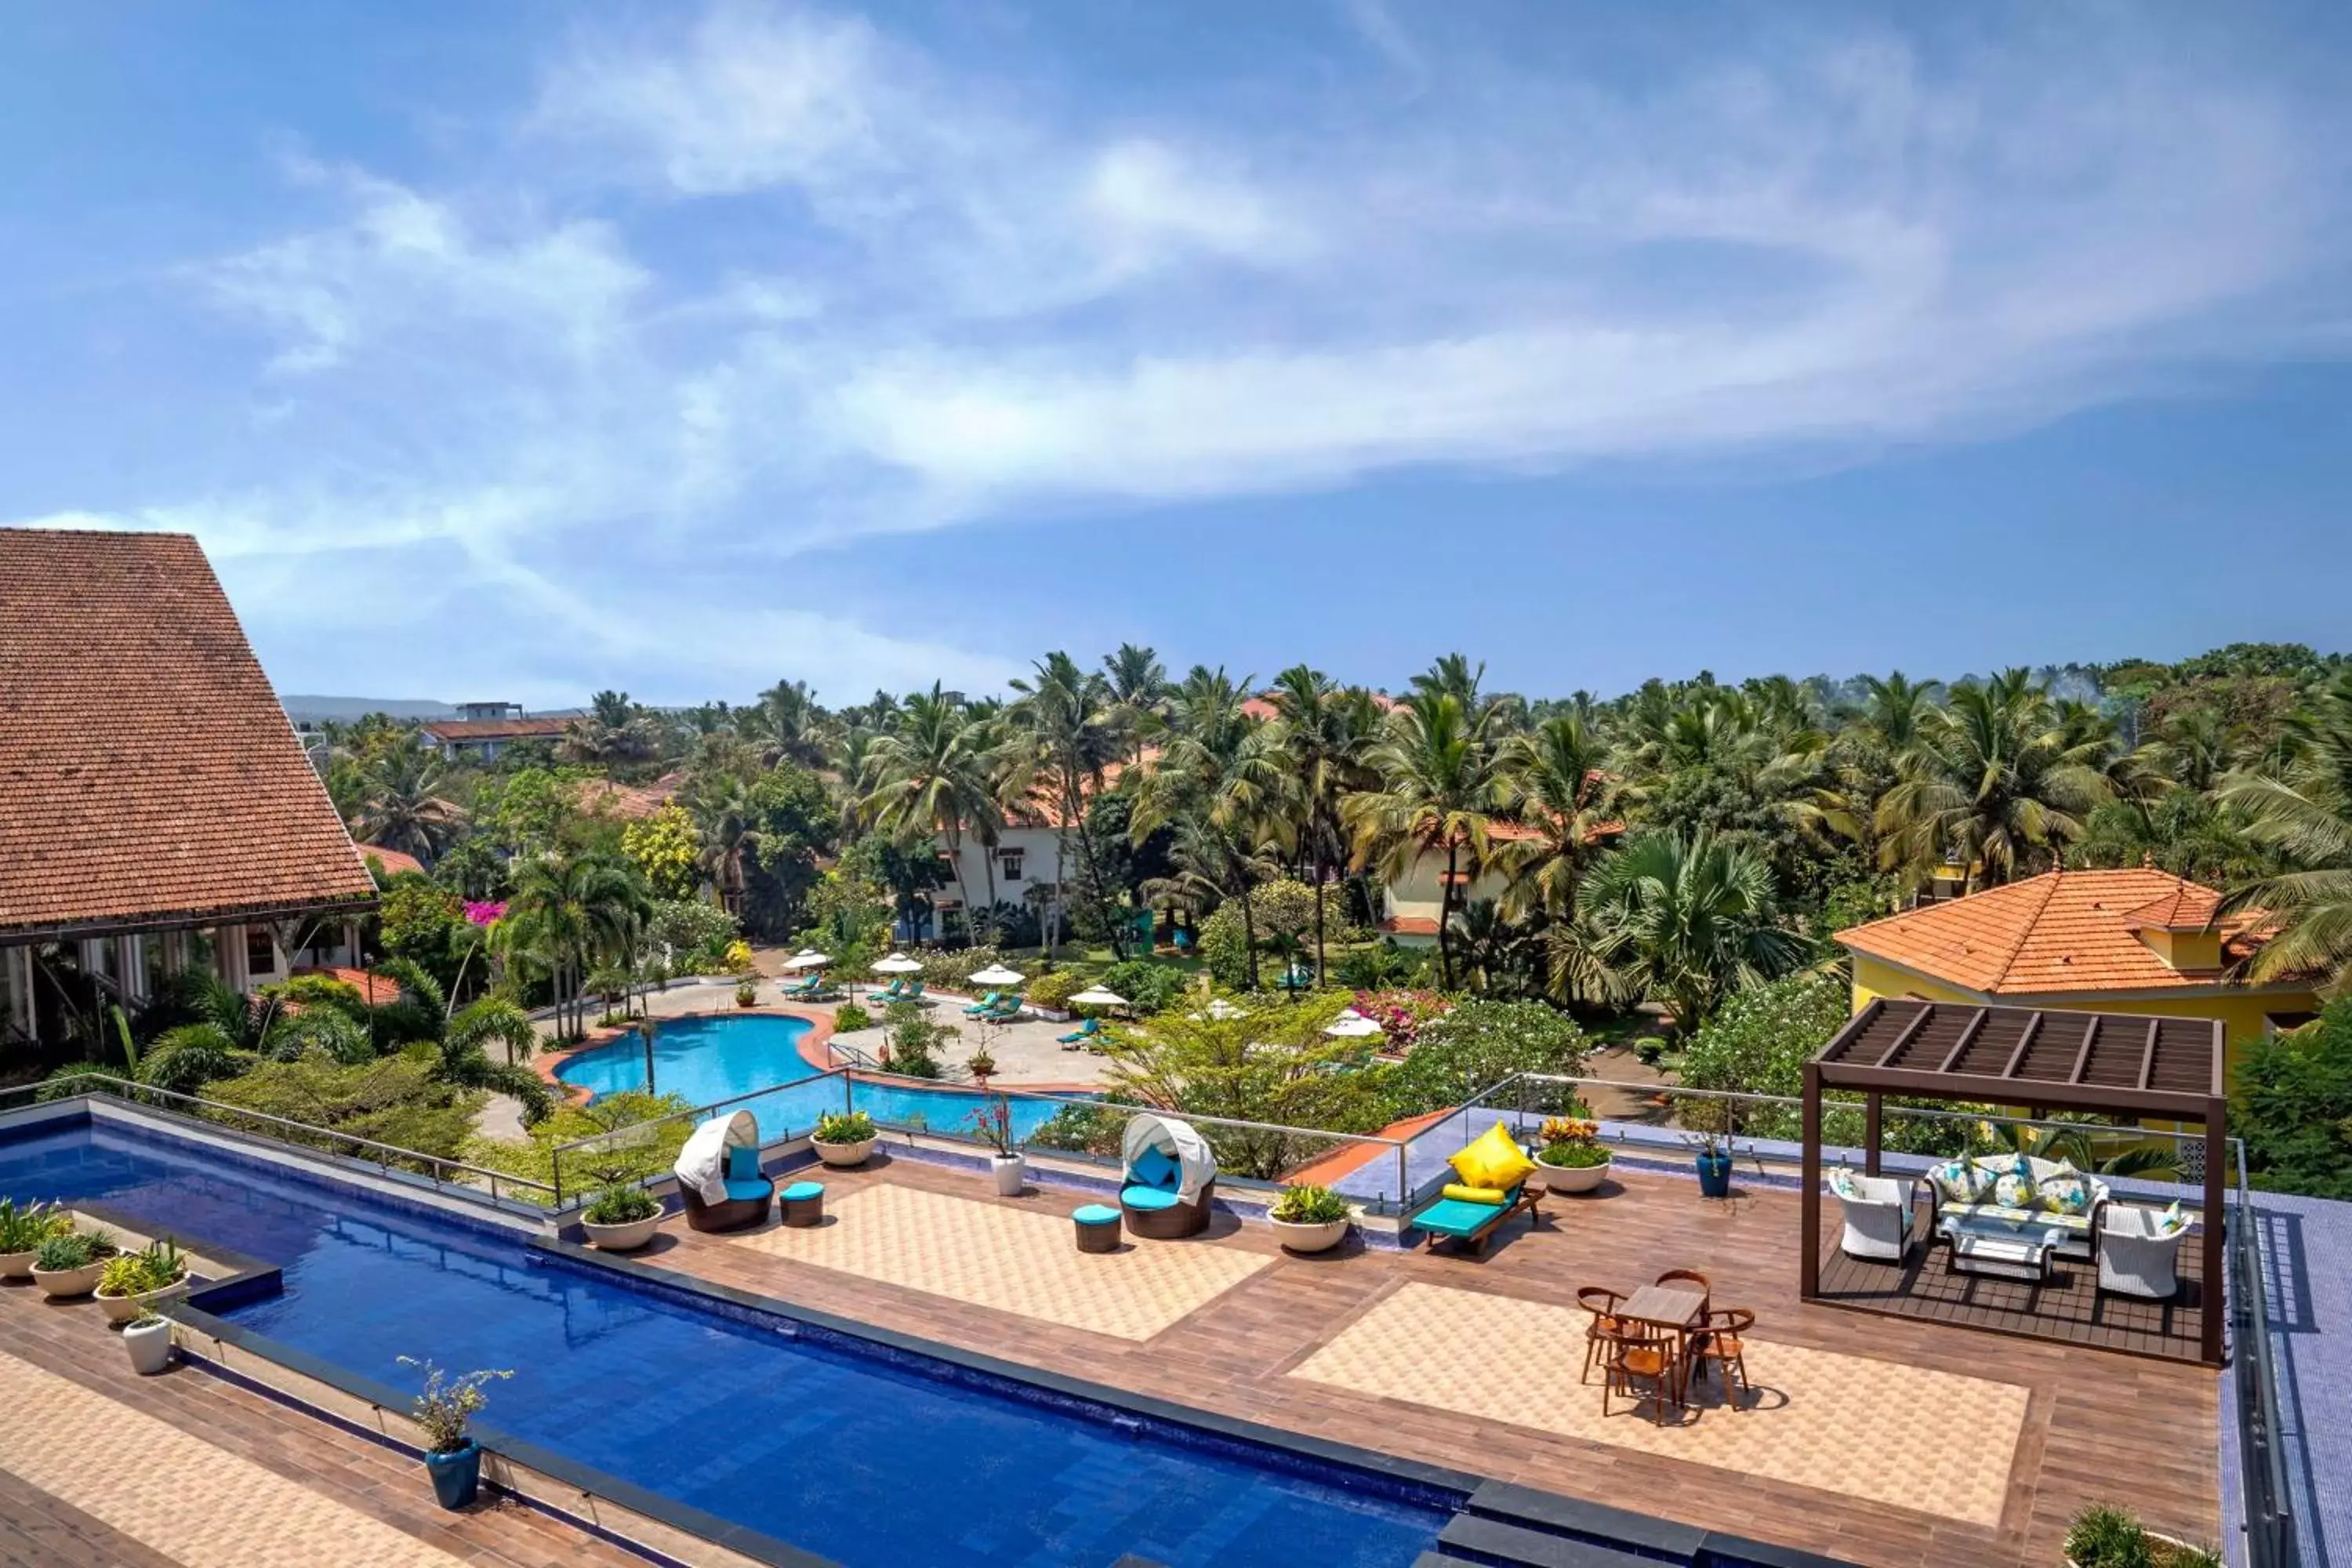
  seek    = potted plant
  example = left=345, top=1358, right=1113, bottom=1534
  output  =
left=0, top=1199, right=68, bottom=1279
left=1268, top=1184, right=1352, bottom=1254
left=735, top=978, right=758, bottom=1008
left=31, top=1229, right=116, bottom=1299
left=967, top=1047, right=996, bottom=1087
left=966, top=1095, right=1025, bottom=1195
left=95, top=1240, right=190, bottom=1323
left=1533, top=1112, right=1613, bottom=1196
left=398, top=1357, right=513, bottom=1511
left=1686, top=1127, right=1737, bottom=1198
left=2063, top=1503, right=2221, bottom=1567
left=122, top=1305, right=175, bottom=1376
left=579, top=1185, right=662, bottom=1251
left=811, top=1109, right=879, bottom=1167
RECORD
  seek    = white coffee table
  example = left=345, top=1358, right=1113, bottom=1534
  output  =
left=1939, top=1212, right=2061, bottom=1283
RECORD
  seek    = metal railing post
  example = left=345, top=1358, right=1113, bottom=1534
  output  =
left=1394, top=1140, right=1408, bottom=1216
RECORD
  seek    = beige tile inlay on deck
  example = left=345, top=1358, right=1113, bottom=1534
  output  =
left=728, top=1182, right=1271, bottom=1340
left=0, top=1347, right=469, bottom=1568
left=1290, top=1280, right=2031, bottom=1529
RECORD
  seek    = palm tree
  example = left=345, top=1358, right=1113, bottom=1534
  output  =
left=1344, top=691, right=1503, bottom=989
left=1575, top=829, right=1804, bottom=1034
left=860, top=684, right=1004, bottom=946
left=2222, top=670, right=2352, bottom=996
left=1493, top=714, right=1625, bottom=927
left=1265, top=666, right=1376, bottom=983
left=1854, top=671, right=1940, bottom=753
left=501, top=851, right=650, bottom=1037
left=1131, top=694, right=1290, bottom=988
left=1141, top=814, right=1283, bottom=991
left=1875, top=672, right=2113, bottom=892
left=350, top=748, right=466, bottom=863
left=749, top=678, right=831, bottom=770
left=1102, top=644, right=1169, bottom=764
left=1005, top=652, right=1127, bottom=958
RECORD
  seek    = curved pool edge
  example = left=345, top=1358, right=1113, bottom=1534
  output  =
left=534, top=1002, right=839, bottom=1106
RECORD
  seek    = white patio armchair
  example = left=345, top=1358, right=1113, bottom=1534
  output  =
left=2097, top=1204, right=2187, bottom=1300
left=1831, top=1171, right=1917, bottom=1262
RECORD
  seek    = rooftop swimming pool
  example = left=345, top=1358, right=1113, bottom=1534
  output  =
left=0, top=1116, right=1447, bottom=1567
left=556, top=1013, right=1072, bottom=1145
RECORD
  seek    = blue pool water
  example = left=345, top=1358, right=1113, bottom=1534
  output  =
left=0, top=1118, right=1445, bottom=1568
left=557, top=1014, right=1072, bottom=1145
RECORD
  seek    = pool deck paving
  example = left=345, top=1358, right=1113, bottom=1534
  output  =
left=633, top=1152, right=2222, bottom=1568
left=0, top=1278, right=646, bottom=1568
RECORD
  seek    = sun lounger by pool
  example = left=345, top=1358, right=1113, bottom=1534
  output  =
left=1058, top=1018, right=1101, bottom=1047
left=1410, top=1183, right=1539, bottom=1256
left=962, top=991, right=1003, bottom=1017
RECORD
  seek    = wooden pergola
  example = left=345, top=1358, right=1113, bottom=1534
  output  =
left=1801, top=998, right=2228, bottom=1366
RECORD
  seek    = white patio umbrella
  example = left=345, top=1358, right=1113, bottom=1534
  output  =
left=967, top=963, right=1026, bottom=988
left=871, top=952, right=922, bottom=975
left=1187, top=997, right=1246, bottom=1022
left=1069, top=986, right=1128, bottom=1008
left=1323, top=1013, right=1384, bottom=1039
left=783, top=949, right=832, bottom=971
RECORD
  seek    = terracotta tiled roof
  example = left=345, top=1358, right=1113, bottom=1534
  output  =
left=290, top=965, right=402, bottom=1006
left=358, top=844, right=426, bottom=879
left=421, top=716, right=570, bottom=742
left=580, top=773, right=681, bottom=821
left=1380, top=915, right=1440, bottom=936
left=1835, top=869, right=2278, bottom=995
left=0, top=528, right=379, bottom=937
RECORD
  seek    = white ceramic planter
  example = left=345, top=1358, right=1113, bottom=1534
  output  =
left=123, top=1317, right=174, bottom=1376
left=96, top=1279, right=188, bottom=1324
left=990, top=1154, right=1025, bottom=1196
left=582, top=1214, right=662, bottom=1250
left=0, top=1249, right=37, bottom=1280
left=1538, top=1155, right=1612, bottom=1195
left=815, top=1136, right=877, bottom=1168
left=2063, top=1531, right=2203, bottom=1568
left=31, top=1261, right=107, bottom=1298
left=1269, top=1217, right=1350, bottom=1254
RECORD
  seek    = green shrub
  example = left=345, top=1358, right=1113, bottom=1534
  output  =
left=1026, top=1102, right=1129, bottom=1157
left=1197, top=904, right=1250, bottom=988
left=1096, top=959, right=1189, bottom=1014
left=1378, top=999, right=1587, bottom=1122
left=207, top=1051, right=484, bottom=1169
left=2064, top=1505, right=2154, bottom=1568
left=467, top=1089, right=693, bottom=1200
left=1025, top=970, right=1091, bottom=1013
left=2235, top=1000, right=2352, bottom=1197
left=1269, top=1184, right=1349, bottom=1225
left=34, top=1233, right=104, bottom=1271
left=0, top=1200, right=71, bottom=1253
left=831, top=1003, right=872, bottom=1033
left=881, top=1003, right=953, bottom=1079
left=583, top=1185, right=659, bottom=1225
left=814, top=1110, right=877, bottom=1145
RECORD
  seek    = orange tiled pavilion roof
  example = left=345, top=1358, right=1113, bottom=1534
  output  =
left=0, top=528, right=378, bottom=938
left=1834, top=868, right=2274, bottom=995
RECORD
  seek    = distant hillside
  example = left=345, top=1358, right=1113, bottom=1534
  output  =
left=278, top=694, right=456, bottom=722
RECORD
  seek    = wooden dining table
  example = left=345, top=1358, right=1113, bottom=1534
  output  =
left=1613, top=1283, right=1708, bottom=1406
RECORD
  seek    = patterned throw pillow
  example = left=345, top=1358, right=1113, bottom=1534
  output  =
left=2037, top=1162, right=2091, bottom=1216
left=1829, top=1166, right=1861, bottom=1201
left=1928, top=1158, right=1982, bottom=1205
left=1993, top=1172, right=2036, bottom=1210
left=2153, top=1200, right=2191, bottom=1238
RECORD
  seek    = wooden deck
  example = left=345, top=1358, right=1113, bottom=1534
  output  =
left=639, top=1155, right=2223, bottom=1568
left=1815, top=1218, right=2208, bottom=1363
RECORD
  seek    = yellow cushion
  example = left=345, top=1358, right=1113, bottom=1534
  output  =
left=1442, top=1184, right=1508, bottom=1205
left=1447, top=1122, right=1535, bottom=1192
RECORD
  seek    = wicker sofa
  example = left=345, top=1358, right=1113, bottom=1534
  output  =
left=1922, top=1153, right=2110, bottom=1261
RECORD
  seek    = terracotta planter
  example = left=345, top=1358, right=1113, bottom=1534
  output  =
left=1537, top=1154, right=1611, bottom=1195
left=1269, top=1217, right=1350, bottom=1254
left=31, top=1261, right=107, bottom=1298
left=581, top=1214, right=662, bottom=1251
left=0, top=1250, right=38, bottom=1281
left=96, top=1278, right=188, bottom=1324
left=814, top=1136, right=877, bottom=1168
left=122, top=1316, right=174, bottom=1375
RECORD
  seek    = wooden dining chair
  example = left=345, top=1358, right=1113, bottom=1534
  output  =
left=1576, top=1287, right=1624, bottom=1385
left=1654, top=1268, right=1711, bottom=1316
left=1596, top=1323, right=1679, bottom=1425
left=1688, top=1308, right=1755, bottom=1410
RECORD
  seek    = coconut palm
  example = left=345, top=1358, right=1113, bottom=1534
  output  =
left=501, top=851, right=650, bottom=1038
left=1005, top=652, right=1128, bottom=957
left=1493, top=714, right=1625, bottom=927
left=1265, top=666, right=1377, bottom=984
left=1574, top=829, right=1804, bottom=1033
left=1102, top=644, right=1169, bottom=764
left=860, top=684, right=1004, bottom=946
left=350, top=748, right=466, bottom=864
left=1875, top=672, right=2113, bottom=892
left=748, top=678, right=831, bottom=770
left=2222, top=670, right=2352, bottom=996
left=1344, top=691, right=1504, bottom=989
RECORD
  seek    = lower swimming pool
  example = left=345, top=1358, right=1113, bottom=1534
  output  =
left=556, top=1014, right=1073, bottom=1145
left=0, top=1115, right=1447, bottom=1567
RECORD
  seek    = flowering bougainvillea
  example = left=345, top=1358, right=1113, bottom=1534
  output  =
left=463, top=901, right=506, bottom=928
left=1351, top=989, right=1453, bottom=1048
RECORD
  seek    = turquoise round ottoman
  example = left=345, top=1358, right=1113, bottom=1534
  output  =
left=1073, top=1203, right=1122, bottom=1254
left=781, top=1180, right=826, bottom=1228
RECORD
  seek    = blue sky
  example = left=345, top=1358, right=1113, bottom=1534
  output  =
left=5, top=2, right=2349, bottom=707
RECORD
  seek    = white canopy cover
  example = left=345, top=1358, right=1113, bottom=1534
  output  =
left=673, top=1109, right=760, bottom=1204
left=872, top=953, right=921, bottom=974
left=1122, top=1112, right=1216, bottom=1203
left=968, top=964, right=1026, bottom=987
left=1069, top=986, right=1127, bottom=1007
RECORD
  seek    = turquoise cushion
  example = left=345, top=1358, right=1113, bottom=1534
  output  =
left=781, top=1181, right=824, bottom=1201
left=1073, top=1203, right=1121, bottom=1225
left=1121, top=1185, right=1181, bottom=1212
left=1414, top=1195, right=1509, bottom=1239
left=727, top=1145, right=760, bottom=1181
left=1132, top=1146, right=1179, bottom=1189
left=722, top=1179, right=771, bottom=1203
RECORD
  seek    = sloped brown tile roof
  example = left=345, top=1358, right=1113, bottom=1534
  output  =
left=579, top=772, right=681, bottom=822
left=0, top=528, right=378, bottom=937
left=420, top=716, right=571, bottom=742
left=357, top=844, right=426, bottom=879
left=1835, top=868, right=2279, bottom=995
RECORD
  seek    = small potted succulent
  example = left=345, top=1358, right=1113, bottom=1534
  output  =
left=811, top=1109, right=879, bottom=1168
left=966, top=1095, right=1025, bottom=1196
left=579, top=1185, right=662, bottom=1251
left=31, top=1229, right=117, bottom=1299
left=95, top=1239, right=191, bottom=1323
left=2063, top=1504, right=2221, bottom=1567
left=398, top=1356, right=513, bottom=1511
left=122, top=1305, right=175, bottom=1376
left=1534, top=1112, right=1612, bottom=1196
left=0, top=1199, right=69, bottom=1279
left=1268, top=1184, right=1352, bottom=1254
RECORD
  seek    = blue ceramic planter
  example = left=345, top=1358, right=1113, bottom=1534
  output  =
left=424, top=1439, right=482, bottom=1510
left=1694, top=1152, right=1734, bottom=1199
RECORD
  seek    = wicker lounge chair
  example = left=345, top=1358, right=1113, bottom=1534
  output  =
left=1828, top=1169, right=1918, bottom=1261
left=673, top=1110, right=775, bottom=1232
left=1119, top=1113, right=1218, bottom=1239
left=2097, top=1203, right=2190, bottom=1299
